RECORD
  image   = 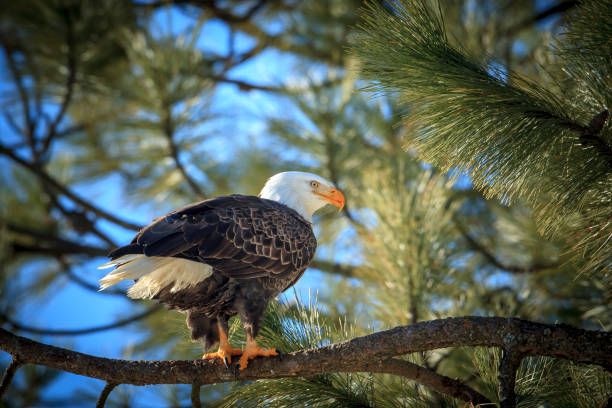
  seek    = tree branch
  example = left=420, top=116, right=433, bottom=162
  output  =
left=162, top=109, right=206, bottom=200
left=0, top=317, right=610, bottom=404
left=0, top=356, right=22, bottom=399
left=96, top=382, right=118, bottom=408
left=40, top=7, right=77, bottom=158
left=0, top=306, right=161, bottom=336
left=505, top=0, right=578, bottom=37
left=453, top=217, right=559, bottom=273
left=0, top=145, right=142, bottom=231
left=59, top=266, right=126, bottom=297
left=310, top=259, right=357, bottom=278
left=134, top=0, right=268, bottom=24
left=191, top=377, right=202, bottom=408
left=6, top=222, right=110, bottom=258
left=363, top=358, right=491, bottom=405
left=209, top=75, right=282, bottom=92
left=498, top=348, right=523, bottom=408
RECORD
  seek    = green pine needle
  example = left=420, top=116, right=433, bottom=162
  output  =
left=351, top=0, right=612, bottom=274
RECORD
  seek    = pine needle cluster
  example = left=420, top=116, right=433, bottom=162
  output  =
left=351, top=0, right=612, bottom=274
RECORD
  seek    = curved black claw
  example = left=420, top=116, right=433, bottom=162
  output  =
left=233, top=363, right=240, bottom=381
left=223, top=357, right=230, bottom=369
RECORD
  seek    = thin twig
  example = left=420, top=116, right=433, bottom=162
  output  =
left=209, top=75, right=282, bottom=92
left=40, top=7, right=77, bottom=157
left=0, top=306, right=161, bottom=336
left=162, top=109, right=206, bottom=200
left=2, top=46, right=35, bottom=144
left=0, top=356, right=22, bottom=399
left=60, top=265, right=126, bottom=296
left=96, top=382, right=118, bottom=408
left=310, top=259, right=357, bottom=278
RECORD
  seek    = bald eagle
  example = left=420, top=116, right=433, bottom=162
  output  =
left=98, top=172, right=344, bottom=369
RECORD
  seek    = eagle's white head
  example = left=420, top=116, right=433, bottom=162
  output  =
left=259, top=171, right=345, bottom=221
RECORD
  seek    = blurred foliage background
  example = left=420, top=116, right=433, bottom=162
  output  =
left=0, top=0, right=610, bottom=406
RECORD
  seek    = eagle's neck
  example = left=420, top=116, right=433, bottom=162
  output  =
left=259, top=185, right=317, bottom=222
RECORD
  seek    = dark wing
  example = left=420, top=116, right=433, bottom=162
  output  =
left=108, top=195, right=317, bottom=280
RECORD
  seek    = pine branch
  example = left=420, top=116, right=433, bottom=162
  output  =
left=505, top=0, right=578, bottom=37
left=40, top=7, right=77, bottom=159
left=310, top=259, right=357, bottom=278
left=0, top=144, right=142, bottom=231
left=452, top=217, right=559, bottom=273
left=0, top=357, right=22, bottom=399
left=579, top=110, right=611, bottom=165
left=0, top=306, right=161, bottom=336
left=134, top=0, right=268, bottom=24
left=498, top=348, right=523, bottom=408
left=209, top=75, right=282, bottom=92
left=96, top=382, right=118, bottom=408
left=0, top=317, right=610, bottom=405
left=6, top=222, right=110, bottom=258
left=191, top=378, right=202, bottom=408
left=1, top=46, right=35, bottom=144
left=162, top=108, right=206, bottom=200
left=352, top=0, right=612, bottom=274
left=59, top=266, right=125, bottom=297
left=363, top=358, right=491, bottom=405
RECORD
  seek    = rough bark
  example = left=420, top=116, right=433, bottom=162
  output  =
left=1, top=317, right=610, bottom=405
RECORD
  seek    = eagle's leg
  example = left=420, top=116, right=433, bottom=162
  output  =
left=202, top=317, right=242, bottom=367
left=236, top=299, right=278, bottom=370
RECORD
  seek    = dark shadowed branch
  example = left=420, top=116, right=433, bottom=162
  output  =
left=0, top=356, right=22, bottom=399
left=498, top=348, right=523, bottom=408
left=504, top=0, right=578, bottom=37
left=191, top=377, right=202, bottom=408
left=134, top=0, right=268, bottom=24
left=1, top=317, right=610, bottom=405
left=6, top=223, right=110, bottom=258
left=363, top=358, right=491, bottom=405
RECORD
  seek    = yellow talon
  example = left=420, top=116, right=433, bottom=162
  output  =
left=238, top=340, right=278, bottom=370
left=201, top=322, right=242, bottom=367
left=203, top=345, right=243, bottom=367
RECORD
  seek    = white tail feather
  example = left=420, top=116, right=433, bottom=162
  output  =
left=98, top=254, right=213, bottom=299
left=97, top=254, right=144, bottom=270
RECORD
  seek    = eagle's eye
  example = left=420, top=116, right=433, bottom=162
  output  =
left=310, top=180, right=320, bottom=189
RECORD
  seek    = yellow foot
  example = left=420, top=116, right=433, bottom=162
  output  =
left=203, top=345, right=243, bottom=368
left=238, top=345, right=278, bottom=370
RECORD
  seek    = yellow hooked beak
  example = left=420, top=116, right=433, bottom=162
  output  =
left=315, top=187, right=345, bottom=212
